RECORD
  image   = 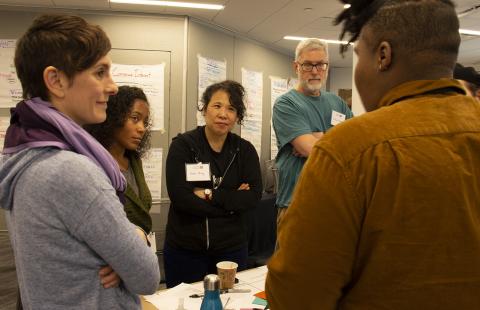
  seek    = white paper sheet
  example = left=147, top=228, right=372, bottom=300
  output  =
left=142, top=148, right=163, bottom=202
left=111, top=63, right=165, bottom=131
left=143, top=283, right=203, bottom=310
left=143, top=266, right=268, bottom=310
left=0, top=39, right=22, bottom=108
left=241, top=68, right=263, bottom=157
left=0, top=116, right=9, bottom=152
left=269, top=76, right=288, bottom=160
left=196, top=55, right=227, bottom=126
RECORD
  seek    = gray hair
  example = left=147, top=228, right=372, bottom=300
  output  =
left=295, top=38, right=329, bottom=61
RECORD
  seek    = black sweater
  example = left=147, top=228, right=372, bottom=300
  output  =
left=165, top=126, right=262, bottom=253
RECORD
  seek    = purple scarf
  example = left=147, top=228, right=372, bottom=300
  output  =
left=3, top=97, right=126, bottom=195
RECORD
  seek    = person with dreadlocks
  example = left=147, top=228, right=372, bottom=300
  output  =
left=265, top=0, right=480, bottom=309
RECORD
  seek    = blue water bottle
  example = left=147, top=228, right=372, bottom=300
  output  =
left=200, top=274, right=223, bottom=310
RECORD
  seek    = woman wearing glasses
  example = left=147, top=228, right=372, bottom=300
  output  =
left=164, top=80, right=262, bottom=288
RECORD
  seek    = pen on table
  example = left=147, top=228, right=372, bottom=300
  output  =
left=223, top=297, right=231, bottom=309
left=190, top=288, right=252, bottom=298
left=222, top=288, right=251, bottom=294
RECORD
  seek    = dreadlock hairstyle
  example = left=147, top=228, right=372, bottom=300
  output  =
left=334, top=0, right=385, bottom=54
left=334, top=0, right=460, bottom=63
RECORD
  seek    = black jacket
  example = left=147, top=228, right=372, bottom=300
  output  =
left=165, top=126, right=262, bottom=253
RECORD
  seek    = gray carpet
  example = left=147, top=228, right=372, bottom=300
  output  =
left=0, top=231, right=18, bottom=310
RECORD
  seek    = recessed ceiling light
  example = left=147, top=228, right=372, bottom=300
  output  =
left=304, top=7, right=313, bottom=12
left=459, top=28, right=480, bottom=36
left=343, top=4, right=351, bottom=9
left=285, top=28, right=480, bottom=45
left=284, top=36, right=352, bottom=45
left=110, top=0, right=224, bottom=10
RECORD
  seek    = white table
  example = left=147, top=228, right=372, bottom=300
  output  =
left=142, top=265, right=267, bottom=310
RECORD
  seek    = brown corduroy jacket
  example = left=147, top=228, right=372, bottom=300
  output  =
left=266, top=79, right=480, bottom=310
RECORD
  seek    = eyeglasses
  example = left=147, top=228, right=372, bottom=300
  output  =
left=298, top=62, right=329, bottom=72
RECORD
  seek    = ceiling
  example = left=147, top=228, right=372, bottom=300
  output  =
left=0, top=0, right=479, bottom=69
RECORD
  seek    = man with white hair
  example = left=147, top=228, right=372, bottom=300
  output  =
left=266, top=0, right=480, bottom=309
left=272, top=38, right=353, bottom=223
left=454, top=63, right=480, bottom=101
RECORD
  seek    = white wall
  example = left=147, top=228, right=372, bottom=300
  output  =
left=329, top=67, right=353, bottom=96
left=351, top=52, right=366, bottom=116
left=326, top=55, right=367, bottom=117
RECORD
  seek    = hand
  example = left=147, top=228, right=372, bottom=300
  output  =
left=99, top=265, right=121, bottom=289
left=135, top=227, right=148, bottom=243
left=238, top=183, right=250, bottom=191
left=312, top=131, right=324, bottom=139
left=292, top=147, right=304, bottom=157
left=193, top=187, right=206, bottom=199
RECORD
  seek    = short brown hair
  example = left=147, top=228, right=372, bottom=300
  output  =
left=14, top=14, right=111, bottom=100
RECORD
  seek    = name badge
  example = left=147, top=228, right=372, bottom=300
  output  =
left=331, top=110, right=346, bottom=126
left=147, top=232, right=157, bottom=253
left=185, top=163, right=211, bottom=182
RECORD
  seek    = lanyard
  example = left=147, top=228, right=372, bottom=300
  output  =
left=212, top=152, right=237, bottom=190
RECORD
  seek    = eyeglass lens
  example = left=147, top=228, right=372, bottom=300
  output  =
left=302, top=63, right=328, bottom=71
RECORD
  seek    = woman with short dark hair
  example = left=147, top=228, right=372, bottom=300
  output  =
left=164, top=80, right=262, bottom=288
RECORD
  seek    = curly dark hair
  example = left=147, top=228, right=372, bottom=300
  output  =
left=86, top=85, right=152, bottom=158
left=199, top=80, right=246, bottom=125
left=334, top=0, right=460, bottom=65
left=15, top=14, right=111, bottom=101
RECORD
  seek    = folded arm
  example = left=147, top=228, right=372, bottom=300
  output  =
left=291, top=132, right=324, bottom=157
left=166, top=138, right=228, bottom=218
left=211, top=142, right=262, bottom=213
left=76, top=191, right=160, bottom=295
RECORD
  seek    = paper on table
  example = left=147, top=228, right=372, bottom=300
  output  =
left=224, top=294, right=262, bottom=309
left=144, top=266, right=269, bottom=309
left=236, top=266, right=267, bottom=291
left=254, top=291, right=266, bottom=300
left=144, top=283, right=257, bottom=310
left=252, top=297, right=268, bottom=306
left=143, top=283, right=203, bottom=310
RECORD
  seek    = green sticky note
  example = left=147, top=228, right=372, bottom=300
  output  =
left=252, top=297, right=268, bottom=306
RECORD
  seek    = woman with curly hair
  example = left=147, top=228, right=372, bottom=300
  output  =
left=87, top=85, right=153, bottom=234
left=164, top=80, right=262, bottom=287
